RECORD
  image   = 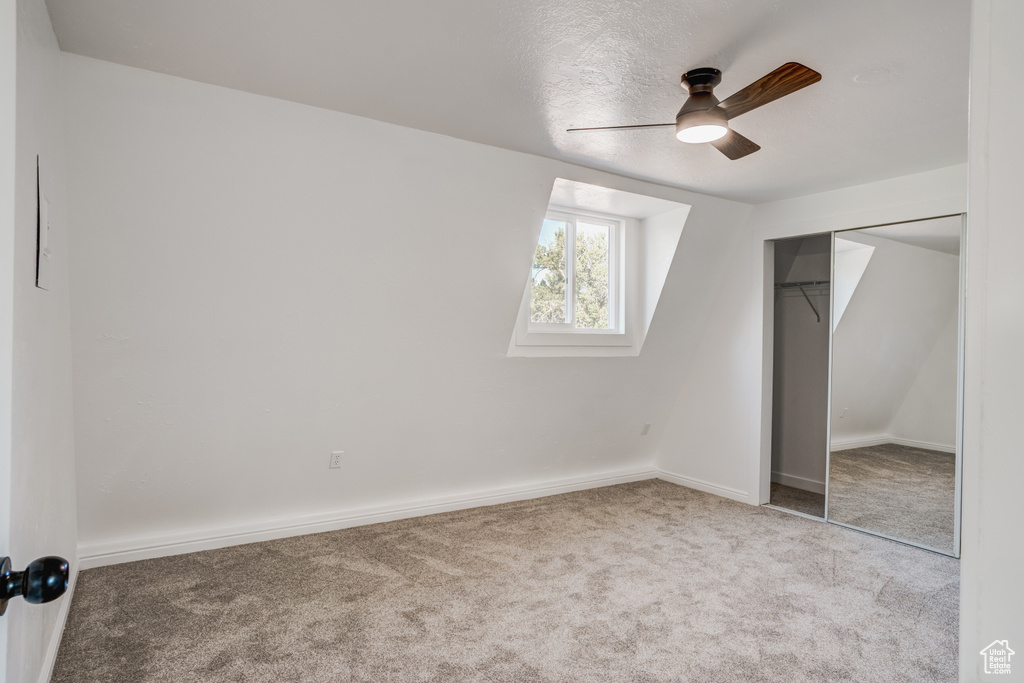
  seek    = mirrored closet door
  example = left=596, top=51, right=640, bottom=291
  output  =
left=827, top=215, right=964, bottom=555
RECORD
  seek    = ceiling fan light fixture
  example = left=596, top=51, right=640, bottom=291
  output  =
left=676, top=123, right=728, bottom=143
left=675, top=107, right=729, bottom=143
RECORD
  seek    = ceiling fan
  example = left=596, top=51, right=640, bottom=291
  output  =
left=567, top=62, right=821, bottom=160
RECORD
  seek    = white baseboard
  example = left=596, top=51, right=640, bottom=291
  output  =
left=657, top=470, right=750, bottom=504
left=770, top=471, right=826, bottom=495
left=886, top=437, right=956, bottom=454
left=830, top=434, right=955, bottom=454
left=79, top=468, right=659, bottom=569
left=39, top=561, right=77, bottom=683
left=829, top=435, right=892, bottom=451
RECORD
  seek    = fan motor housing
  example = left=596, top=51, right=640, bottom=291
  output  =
left=679, top=68, right=723, bottom=119
left=681, top=68, right=722, bottom=94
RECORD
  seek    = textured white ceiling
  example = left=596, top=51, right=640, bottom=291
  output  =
left=44, top=0, right=971, bottom=203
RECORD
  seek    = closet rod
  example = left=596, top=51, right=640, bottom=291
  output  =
left=798, top=286, right=821, bottom=323
left=774, top=280, right=830, bottom=288
left=775, top=280, right=829, bottom=322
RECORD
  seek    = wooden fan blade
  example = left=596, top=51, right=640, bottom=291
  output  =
left=710, top=129, right=761, bottom=160
left=717, top=62, right=821, bottom=120
left=567, top=123, right=674, bottom=132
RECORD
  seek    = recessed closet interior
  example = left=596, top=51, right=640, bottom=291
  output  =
left=769, top=234, right=831, bottom=518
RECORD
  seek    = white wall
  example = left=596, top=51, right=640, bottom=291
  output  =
left=830, top=231, right=959, bottom=450
left=654, top=164, right=967, bottom=505
left=641, top=207, right=689, bottom=343
left=6, top=1, right=78, bottom=682
left=962, top=0, right=1024, bottom=677
left=62, top=55, right=752, bottom=565
left=634, top=202, right=754, bottom=501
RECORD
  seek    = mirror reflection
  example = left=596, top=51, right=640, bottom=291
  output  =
left=827, top=216, right=961, bottom=553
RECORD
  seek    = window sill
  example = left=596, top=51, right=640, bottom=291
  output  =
left=507, top=344, right=640, bottom=358
left=507, top=330, right=638, bottom=357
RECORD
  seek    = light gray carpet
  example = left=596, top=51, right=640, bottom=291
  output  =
left=828, top=443, right=956, bottom=553
left=53, top=480, right=958, bottom=682
left=768, top=482, right=825, bottom=518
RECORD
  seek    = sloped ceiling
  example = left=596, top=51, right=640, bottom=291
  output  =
left=44, top=0, right=970, bottom=203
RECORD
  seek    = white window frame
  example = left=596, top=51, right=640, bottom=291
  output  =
left=515, top=206, right=632, bottom=349
left=528, top=209, right=622, bottom=335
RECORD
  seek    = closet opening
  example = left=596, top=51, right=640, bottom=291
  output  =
left=766, top=234, right=832, bottom=518
left=760, top=215, right=964, bottom=557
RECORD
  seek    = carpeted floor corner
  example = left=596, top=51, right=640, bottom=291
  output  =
left=52, top=480, right=958, bottom=682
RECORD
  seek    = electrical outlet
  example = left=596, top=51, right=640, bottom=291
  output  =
left=329, top=451, right=344, bottom=469
left=640, top=423, right=652, bottom=436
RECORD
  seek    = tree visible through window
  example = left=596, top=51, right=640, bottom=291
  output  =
left=531, top=218, right=568, bottom=324
left=574, top=221, right=610, bottom=329
left=530, top=211, right=615, bottom=331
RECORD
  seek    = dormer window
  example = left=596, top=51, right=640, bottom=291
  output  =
left=508, top=178, right=690, bottom=358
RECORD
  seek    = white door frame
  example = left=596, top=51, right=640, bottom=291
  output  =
left=1, top=0, right=19, bottom=677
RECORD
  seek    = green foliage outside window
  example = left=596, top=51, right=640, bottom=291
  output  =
left=575, top=225, right=609, bottom=329
left=530, top=219, right=610, bottom=329
left=531, top=225, right=567, bottom=323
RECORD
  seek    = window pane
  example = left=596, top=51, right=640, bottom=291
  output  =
left=531, top=219, right=568, bottom=323
left=575, top=222, right=610, bottom=329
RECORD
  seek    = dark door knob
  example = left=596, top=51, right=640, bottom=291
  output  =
left=0, top=555, right=69, bottom=616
